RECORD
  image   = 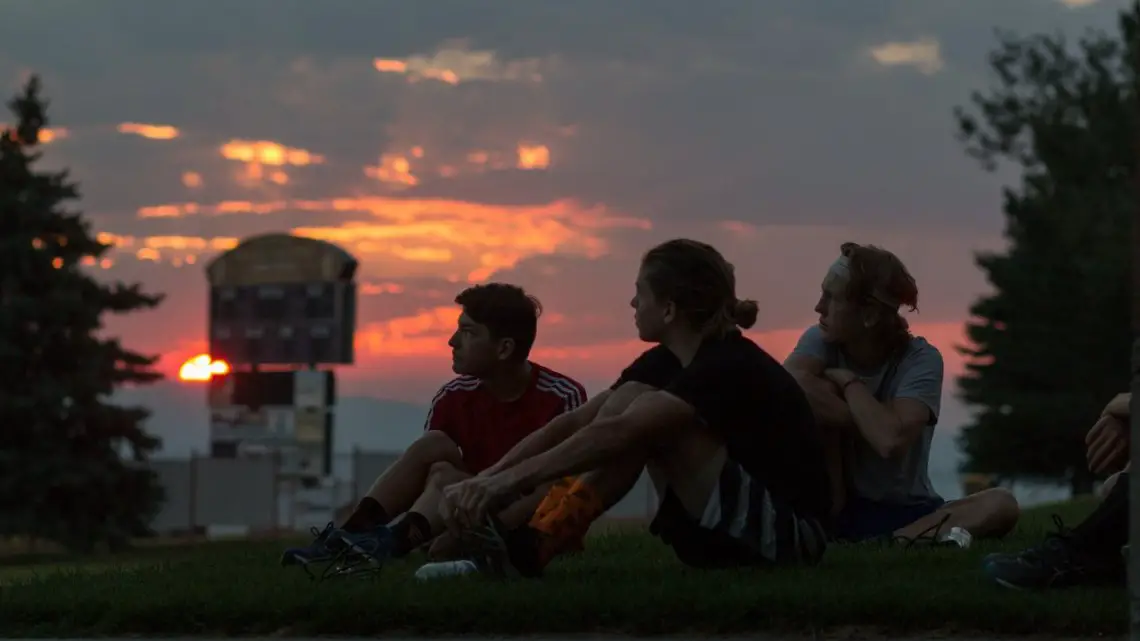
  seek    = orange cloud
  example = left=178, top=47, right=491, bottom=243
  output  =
left=1, top=125, right=68, bottom=144
left=219, top=140, right=324, bottom=166
left=118, top=123, right=180, bottom=140
left=181, top=171, right=203, bottom=188
left=360, top=282, right=406, bottom=295
left=373, top=45, right=543, bottom=86
left=38, top=127, right=68, bottom=143
left=364, top=153, right=419, bottom=188
left=357, top=306, right=459, bottom=357
left=517, top=144, right=550, bottom=170
left=96, top=232, right=238, bottom=264
left=126, top=197, right=651, bottom=280
left=219, top=139, right=323, bottom=188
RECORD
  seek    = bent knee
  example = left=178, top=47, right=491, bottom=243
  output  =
left=426, top=460, right=468, bottom=487
left=974, top=487, right=1020, bottom=531
left=407, top=430, right=462, bottom=463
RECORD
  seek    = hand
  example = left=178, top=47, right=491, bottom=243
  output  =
left=440, top=473, right=516, bottom=531
left=822, top=368, right=858, bottom=389
left=1103, top=393, right=1132, bottom=419
left=1086, top=413, right=1129, bottom=475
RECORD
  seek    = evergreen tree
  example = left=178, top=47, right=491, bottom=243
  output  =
left=0, top=77, right=165, bottom=551
left=953, top=6, right=1138, bottom=494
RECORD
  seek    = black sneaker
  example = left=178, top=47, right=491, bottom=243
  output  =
left=281, top=522, right=343, bottom=567
left=982, top=515, right=1124, bottom=589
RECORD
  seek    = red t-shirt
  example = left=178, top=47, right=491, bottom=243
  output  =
left=424, top=363, right=588, bottom=474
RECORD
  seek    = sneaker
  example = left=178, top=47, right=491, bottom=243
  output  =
left=982, top=515, right=1125, bottom=590
left=280, top=522, right=344, bottom=567
left=330, top=524, right=397, bottom=566
left=876, top=514, right=972, bottom=550
left=414, top=559, right=481, bottom=581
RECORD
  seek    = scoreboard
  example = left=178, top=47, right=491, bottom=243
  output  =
left=202, top=233, right=358, bottom=480
left=205, top=233, right=357, bottom=367
left=208, top=369, right=335, bottom=477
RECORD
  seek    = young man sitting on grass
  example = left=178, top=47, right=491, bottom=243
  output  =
left=280, top=283, right=587, bottom=572
left=426, top=239, right=832, bottom=579
left=784, top=243, right=1019, bottom=547
left=983, top=392, right=1131, bottom=589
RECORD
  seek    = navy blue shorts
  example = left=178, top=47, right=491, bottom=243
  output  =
left=833, top=496, right=945, bottom=542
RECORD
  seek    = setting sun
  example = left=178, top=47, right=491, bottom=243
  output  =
left=178, top=354, right=230, bottom=382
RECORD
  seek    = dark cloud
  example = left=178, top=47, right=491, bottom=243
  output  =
left=3, top=0, right=1127, bottom=238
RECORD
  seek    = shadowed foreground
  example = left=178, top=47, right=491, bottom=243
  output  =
left=0, top=499, right=1124, bottom=638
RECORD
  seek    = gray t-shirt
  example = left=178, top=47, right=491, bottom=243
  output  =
left=789, top=325, right=944, bottom=505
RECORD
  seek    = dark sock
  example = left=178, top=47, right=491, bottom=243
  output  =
left=341, top=497, right=390, bottom=532
left=1071, top=472, right=1129, bottom=556
left=391, top=511, right=432, bottom=557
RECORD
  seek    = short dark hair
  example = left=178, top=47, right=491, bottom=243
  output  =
left=641, top=239, right=758, bottom=333
left=455, top=283, right=543, bottom=362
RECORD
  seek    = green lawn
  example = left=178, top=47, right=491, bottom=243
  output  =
left=0, top=498, right=1125, bottom=638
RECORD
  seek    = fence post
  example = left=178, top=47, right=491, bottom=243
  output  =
left=188, top=450, right=199, bottom=538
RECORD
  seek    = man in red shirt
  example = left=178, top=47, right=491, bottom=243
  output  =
left=281, top=283, right=586, bottom=572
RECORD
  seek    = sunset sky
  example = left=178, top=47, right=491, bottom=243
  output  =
left=0, top=1, right=1125, bottom=473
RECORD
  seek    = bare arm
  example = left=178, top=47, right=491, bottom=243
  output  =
left=842, top=382, right=932, bottom=459
left=784, top=353, right=854, bottom=429
left=480, top=389, right=612, bottom=477
left=499, top=390, right=684, bottom=494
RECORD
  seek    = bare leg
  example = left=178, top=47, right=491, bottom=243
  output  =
left=366, top=430, right=464, bottom=515
left=418, top=463, right=555, bottom=561
left=341, top=430, right=465, bottom=531
left=894, top=487, right=1020, bottom=541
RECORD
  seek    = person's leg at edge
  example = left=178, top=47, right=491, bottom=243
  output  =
left=892, top=486, right=1020, bottom=543
left=983, top=471, right=1129, bottom=589
left=342, top=430, right=465, bottom=532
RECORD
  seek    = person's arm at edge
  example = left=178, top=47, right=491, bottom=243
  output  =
left=1105, top=392, right=1131, bottom=419
left=479, top=389, right=612, bottom=477
left=495, top=388, right=686, bottom=494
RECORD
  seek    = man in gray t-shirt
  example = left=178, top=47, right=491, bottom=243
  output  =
left=784, top=242, right=1020, bottom=546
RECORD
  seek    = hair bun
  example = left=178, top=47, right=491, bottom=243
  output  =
left=732, top=299, right=759, bottom=329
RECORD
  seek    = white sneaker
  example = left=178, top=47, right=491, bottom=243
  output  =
left=938, top=526, right=973, bottom=549
left=414, top=559, right=480, bottom=581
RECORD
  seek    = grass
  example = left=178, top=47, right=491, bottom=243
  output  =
left=0, top=498, right=1126, bottom=638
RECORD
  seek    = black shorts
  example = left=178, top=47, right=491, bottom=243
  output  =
left=649, top=457, right=827, bottom=569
